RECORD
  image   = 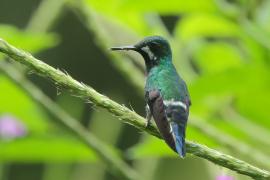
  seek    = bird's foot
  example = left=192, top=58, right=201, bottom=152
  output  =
left=145, top=105, right=152, bottom=129
left=145, top=119, right=152, bottom=129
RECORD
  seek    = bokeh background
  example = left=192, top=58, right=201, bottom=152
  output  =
left=0, top=0, right=270, bottom=179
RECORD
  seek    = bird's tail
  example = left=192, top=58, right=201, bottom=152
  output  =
left=171, top=122, right=186, bottom=157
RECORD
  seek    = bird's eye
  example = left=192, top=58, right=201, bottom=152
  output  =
left=150, top=42, right=160, bottom=49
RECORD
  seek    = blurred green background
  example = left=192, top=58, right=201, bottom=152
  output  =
left=0, top=0, right=270, bottom=179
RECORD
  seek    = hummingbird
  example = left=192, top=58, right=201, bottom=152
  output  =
left=111, top=36, right=191, bottom=157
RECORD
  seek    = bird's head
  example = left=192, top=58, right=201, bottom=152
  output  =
left=111, top=36, right=172, bottom=71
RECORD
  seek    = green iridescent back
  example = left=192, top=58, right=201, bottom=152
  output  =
left=145, top=58, right=190, bottom=102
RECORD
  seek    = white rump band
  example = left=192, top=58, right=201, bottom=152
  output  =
left=163, top=100, right=187, bottom=111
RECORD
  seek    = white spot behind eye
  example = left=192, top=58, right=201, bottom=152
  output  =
left=142, top=46, right=156, bottom=61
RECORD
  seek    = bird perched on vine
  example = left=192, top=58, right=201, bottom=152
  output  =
left=111, top=36, right=191, bottom=157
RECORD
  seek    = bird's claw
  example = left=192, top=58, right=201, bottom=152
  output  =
left=145, top=120, right=150, bottom=129
left=145, top=104, right=152, bottom=129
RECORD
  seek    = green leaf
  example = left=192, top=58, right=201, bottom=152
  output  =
left=189, top=66, right=270, bottom=103
left=85, top=0, right=217, bottom=14
left=0, top=24, right=59, bottom=53
left=82, top=0, right=217, bottom=36
left=0, top=76, right=50, bottom=133
left=193, top=41, right=243, bottom=74
left=236, top=90, right=270, bottom=129
left=0, top=135, right=97, bottom=162
left=174, top=14, right=240, bottom=43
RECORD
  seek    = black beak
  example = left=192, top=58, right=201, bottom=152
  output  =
left=110, top=45, right=137, bottom=51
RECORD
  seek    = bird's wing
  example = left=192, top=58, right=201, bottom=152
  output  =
left=146, top=89, right=188, bottom=157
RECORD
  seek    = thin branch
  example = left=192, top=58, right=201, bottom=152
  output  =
left=0, top=60, right=139, bottom=180
left=0, top=39, right=269, bottom=179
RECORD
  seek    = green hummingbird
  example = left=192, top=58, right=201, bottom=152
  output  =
left=111, top=36, right=191, bottom=157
